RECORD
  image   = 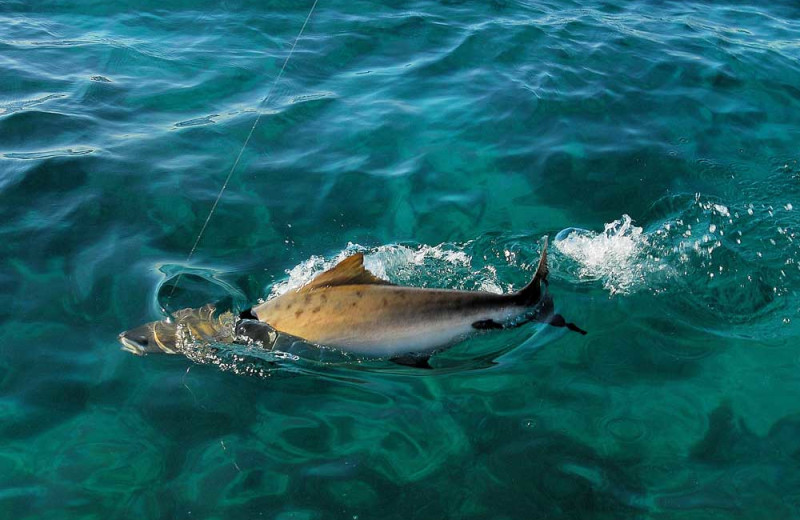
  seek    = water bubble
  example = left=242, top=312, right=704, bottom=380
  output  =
left=713, top=204, right=730, bottom=217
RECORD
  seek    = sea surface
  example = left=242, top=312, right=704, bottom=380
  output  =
left=2, top=0, right=800, bottom=518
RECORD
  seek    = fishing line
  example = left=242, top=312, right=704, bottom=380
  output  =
left=167, top=0, right=320, bottom=304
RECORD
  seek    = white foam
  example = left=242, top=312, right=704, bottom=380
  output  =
left=554, top=215, right=652, bottom=295
left=268, top=253, right=346, bottom=297
left=267, top=242, right=476, bottom=299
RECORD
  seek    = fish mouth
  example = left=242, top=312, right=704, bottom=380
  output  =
left=118, top=333, right=147, bottom=356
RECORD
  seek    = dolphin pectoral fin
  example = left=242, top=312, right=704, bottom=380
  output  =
left=391, top=354, right=433, bottom=369
left=548, top=314, right=587, bottom=335
left=472, top=319, right=504, bottom=330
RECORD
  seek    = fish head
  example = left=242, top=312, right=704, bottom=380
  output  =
left=118, top=305, right=234, bottom=355
left=118, top=319, right=179, bottom=355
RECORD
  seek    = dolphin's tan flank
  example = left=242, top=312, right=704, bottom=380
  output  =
left=119, top=238, right=585, bottom=362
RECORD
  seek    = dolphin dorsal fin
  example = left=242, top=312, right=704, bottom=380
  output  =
left=533, top=236, right=549, bottom=284
left=515, top=236, right=549, bottom=305
left=300, top=253, right=394, bottom=291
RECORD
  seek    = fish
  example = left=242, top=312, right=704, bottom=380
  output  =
left=118, top=303, right=238, bottom=356
left=118, top=237, right=585, bottom=365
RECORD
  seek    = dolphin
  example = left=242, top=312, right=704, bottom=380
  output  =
left=119, top=238, right=585, bottom=365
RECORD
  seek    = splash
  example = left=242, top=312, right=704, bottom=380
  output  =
left=553, top=195, right=800, bottom=335
left=268, top=242, right=478, bottom=299
left=554, top=215, right=661, bottom=295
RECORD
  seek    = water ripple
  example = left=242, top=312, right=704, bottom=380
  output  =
left=0, top=93, right=66, bottom=117
left=3, top=148, right=94, bottom=160
left=4, top=1, right=800, bottom=518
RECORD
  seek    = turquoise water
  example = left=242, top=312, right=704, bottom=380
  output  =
left=3, top=0, right=800, bottom=517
